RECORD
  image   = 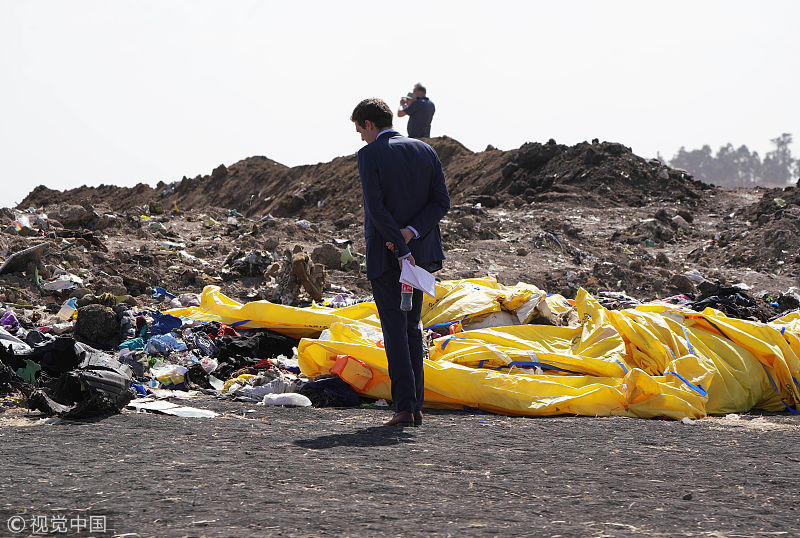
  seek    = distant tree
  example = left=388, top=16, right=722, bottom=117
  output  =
left=761, top=133, right=794, bottom=185
left=671, top=145, right=715, bottom=179
left=714, top=143, right=736, bottom=185
left=668, top=134, right=795, bottom=187
left=729, top=145, right=762, bottom=187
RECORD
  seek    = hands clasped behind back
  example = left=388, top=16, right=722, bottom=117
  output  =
left=385, top=226, right=417, bottom=266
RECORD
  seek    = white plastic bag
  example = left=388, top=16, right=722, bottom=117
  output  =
left=258, top=393, right=312, bottom=407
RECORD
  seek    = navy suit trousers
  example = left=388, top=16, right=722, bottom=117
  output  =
left=370, top=268, right=425, bottom=413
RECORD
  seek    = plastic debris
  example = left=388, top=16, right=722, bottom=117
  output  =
left=257, top=393, right=312, bottom=407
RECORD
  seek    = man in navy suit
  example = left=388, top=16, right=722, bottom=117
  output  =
left=350, top=98, right=450, bottom=427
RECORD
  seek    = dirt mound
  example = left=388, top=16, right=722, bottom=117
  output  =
left=484, top=140, right=711, bottom=208
left=18, top=137, right=709, bottom=219
left=689, top=186, right=800, bottom=275
left=22, top=183, right=161, bottom=211
left=714, top=216, right=800, bottom=272
left=740, top=185, right=800, bottom=223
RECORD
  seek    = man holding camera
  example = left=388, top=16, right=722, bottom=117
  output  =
left=398, top=83, right=435, bottom=139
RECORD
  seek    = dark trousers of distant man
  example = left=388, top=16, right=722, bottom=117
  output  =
left=370, top=268, right=425, bottom=413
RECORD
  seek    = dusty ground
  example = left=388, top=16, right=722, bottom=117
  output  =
left=4, top=185, right=795, bottom=321
left=1, top=398, right=798, bottom=536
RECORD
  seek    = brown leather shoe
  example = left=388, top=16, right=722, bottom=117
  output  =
left=383, top=411, right=414, bottom=427
left=413, top=410, right=423, bottom=426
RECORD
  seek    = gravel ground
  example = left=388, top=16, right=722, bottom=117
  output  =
left=1, top=396, right=799, bottom=537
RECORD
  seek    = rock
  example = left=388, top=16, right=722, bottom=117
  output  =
left=122, top=275, right=150, bottom=296
left=334, top=212, right=357, bottom=230
left=0, top=242, right=48, bottom=275
left=677, top=209, right=694, bottom=223
left=455, top=215, right=477, bottom=237
left=312, top=243, right=342, bottom=269
left=655, top=252, right=671, bottom=267
left=263, top=237, right=279, bottom=251
left=74, top=304, right=119, bottom=347
left=682, top=493, right=693, bottom=501
left=149, top=201, right=165, bottom=215
left=516, top=247, right=528, bottom=256
left=669, top=273, right=697, bottom=295
left=16, top=225, right=39, bottom=237
left=697, top=280, right=719, bottom=297
left=68, top=287, right=93, bottom=299
left=655, top=225, right=674, bottom=242
left=94, top=275, right=128, bottom=296
left=57, top=204, right=93, bottom=228
left=654, top=208, right=671, bottom=223
left=671, top=215, right=691, bottom=230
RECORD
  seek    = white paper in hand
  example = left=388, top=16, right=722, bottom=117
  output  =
left=399, top=259, right=436, bottom=299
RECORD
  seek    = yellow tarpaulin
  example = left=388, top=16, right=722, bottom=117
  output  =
left=166, top=282, right=800, bottom=419
left=166, top=285, right=381, bottom=338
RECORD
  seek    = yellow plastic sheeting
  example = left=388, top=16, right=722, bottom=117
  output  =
left=165, top=279, right=571, bottom=338
left=421, top=278, right=572, bottom=328
left=298, top=322, right=462, bottom=408
left=299, top=288, right=800, bottom=419
left=427, top=295, right=628, bottom=378
left=298, top=320, right=709, bottom=419
left=164, top=284, right=800, bottom=419
left=621, top=303, right=799, bottom=413
left=165, top=285, right=381, bottom=338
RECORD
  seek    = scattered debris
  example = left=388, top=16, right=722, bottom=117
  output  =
left=0, top=136, right=796, bottom=422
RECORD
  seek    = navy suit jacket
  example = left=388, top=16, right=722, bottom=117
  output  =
left=357, top=130, right=450, bottom=280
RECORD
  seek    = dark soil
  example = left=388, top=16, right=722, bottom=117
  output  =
left=689, top=185, right=800, bottom=273
left=1, top=399, right=798, bottom=536
left=18, top=137, right=710, bottom=221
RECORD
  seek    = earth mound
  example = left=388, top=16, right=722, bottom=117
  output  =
left=18, top=136, right=710, bottom=219
left=470, top=139, right=710, bottom=208
left=689, top=186, right=800, bottom=274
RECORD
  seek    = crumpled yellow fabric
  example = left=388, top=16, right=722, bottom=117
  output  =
left=166, top=285, right=382, bottom=338
left=166, top=282, right=800, bottom=419
left=421, top=278, right=571, bottom=328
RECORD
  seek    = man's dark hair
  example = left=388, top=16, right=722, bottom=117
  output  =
left=351, top=98, right=393, bottom=129
left=413, top=83, right=426, bottom=95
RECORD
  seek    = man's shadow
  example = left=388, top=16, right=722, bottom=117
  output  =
left=294, top=426, right=416, bottom=450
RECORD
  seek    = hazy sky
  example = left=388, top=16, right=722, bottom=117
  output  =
left=2, top=1, right=798, bottom=208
